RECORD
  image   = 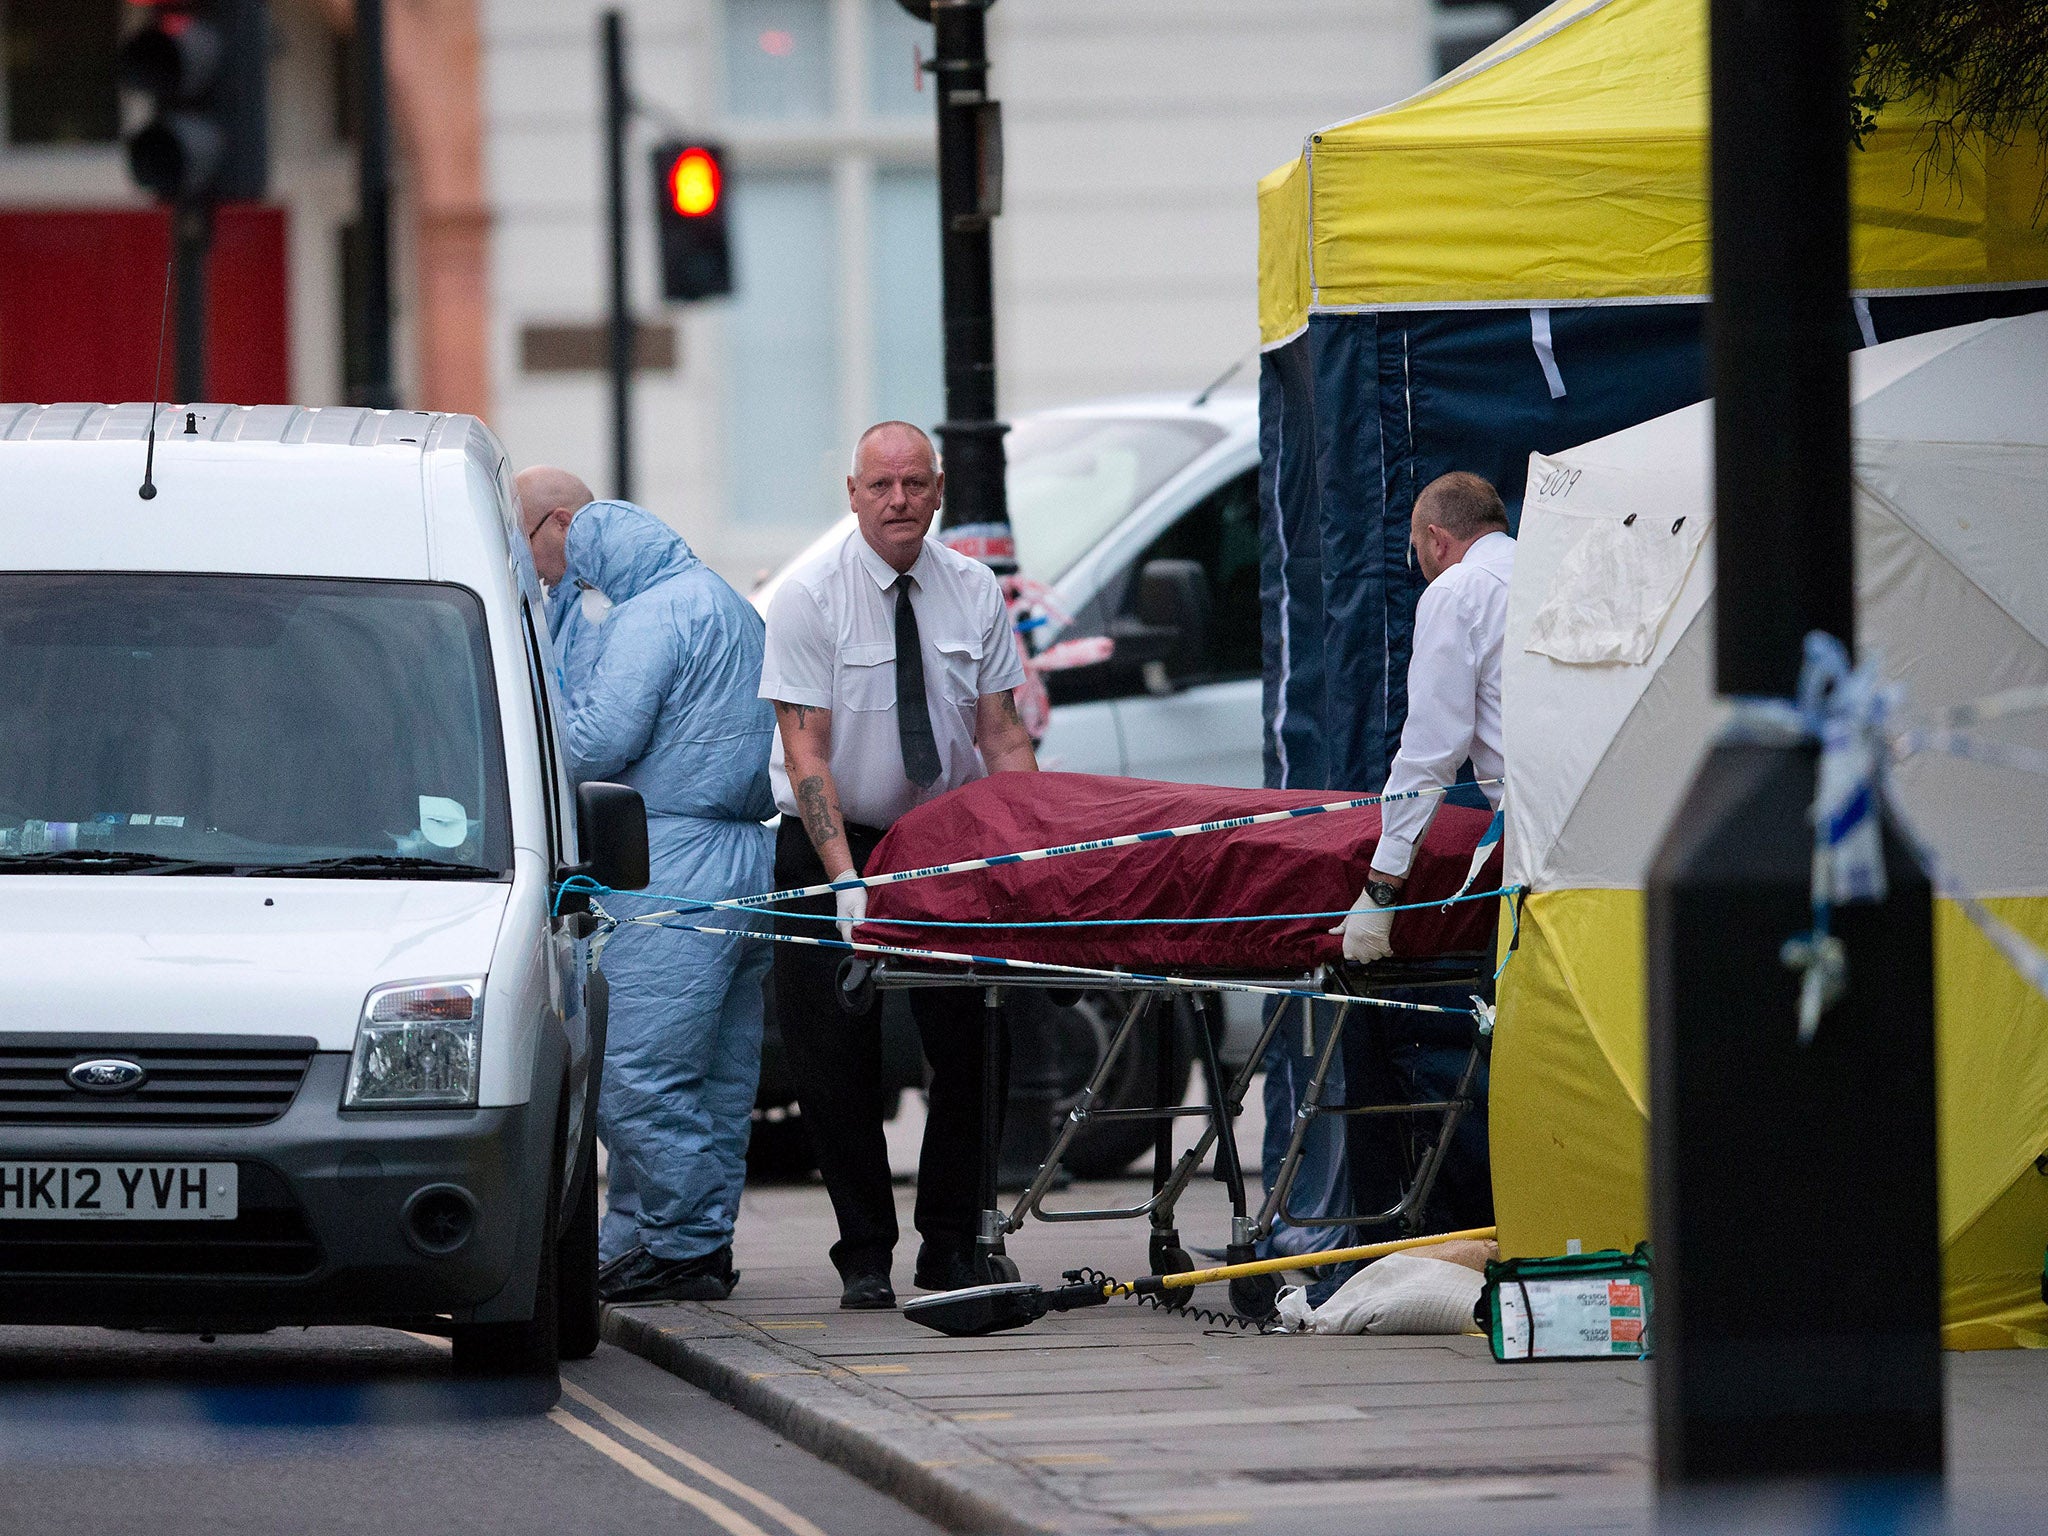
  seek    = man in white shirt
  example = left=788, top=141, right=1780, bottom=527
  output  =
left=760, top=421, right=1038, bottom=1311
left=1336, top=471, right=1515, bottom=963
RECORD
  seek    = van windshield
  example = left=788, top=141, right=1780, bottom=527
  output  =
left=1007, top=416, right=1223, bottom=581
left=0, top=574, right=511, bottom=877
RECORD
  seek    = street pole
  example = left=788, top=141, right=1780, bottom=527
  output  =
left=926, top=0, right=1007, bottom=561
left=353, top=0, right=397, bottom=409
left=602, top=9, right=634, bottom=504
left=1645, top=0, right=1942, bottom=1489
left=172, top=200, right=213, bottom=402
left=915, top=0, right=1058, bottom=1191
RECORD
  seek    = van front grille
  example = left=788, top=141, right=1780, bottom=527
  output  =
left=0, top=1036, right=320, bottom=1127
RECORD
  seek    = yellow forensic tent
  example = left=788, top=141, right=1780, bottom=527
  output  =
left=1499, top=314, right=2048, bottom=1349
left=1258, top=0, right=2048, bottom=344
left=1253, top=0, right=2048, bottom=829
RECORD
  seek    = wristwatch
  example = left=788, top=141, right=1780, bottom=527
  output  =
left=1366, top=880, right=1402, bottom=910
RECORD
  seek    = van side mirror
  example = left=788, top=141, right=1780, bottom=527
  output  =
left=1121, top=559, right=1211, bottom=693
left=566, top=782, right=649, bottom=896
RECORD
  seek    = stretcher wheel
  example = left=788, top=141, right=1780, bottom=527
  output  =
left=980, top=1252, right=1021, bottom=1285
left=1229, top=1273, right=1281, bottom=1324
left=1153, top=1245, right=1195, bottom=1310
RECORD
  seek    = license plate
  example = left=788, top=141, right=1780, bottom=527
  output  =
left=0, top=1162, right=238, bottom=1221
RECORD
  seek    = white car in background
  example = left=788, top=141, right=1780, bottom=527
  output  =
left=750, top=389, right=1266, bottom=1179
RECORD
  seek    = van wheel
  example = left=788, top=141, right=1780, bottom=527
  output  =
left=452, top=1126, right=563, bottom=1377
left=556, top=1138, right=601, bottom=1360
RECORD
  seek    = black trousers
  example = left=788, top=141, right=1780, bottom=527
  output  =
left=773, top=816, right=1008, bottom=1280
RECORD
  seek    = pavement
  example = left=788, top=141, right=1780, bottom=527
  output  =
left=606, top=1102, right=2048, bottom=1536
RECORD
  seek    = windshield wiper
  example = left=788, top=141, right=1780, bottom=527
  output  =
left=0, top=849, right=239, bottom=875
left=240, top=854, right=497, bottom=879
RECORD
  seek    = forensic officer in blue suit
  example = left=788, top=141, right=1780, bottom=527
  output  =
left=517, top=474, right=775, bottom=1303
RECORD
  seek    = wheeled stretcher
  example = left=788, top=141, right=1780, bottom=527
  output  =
left=843, top=772, right=1507, bottom=1292
left=849, top=953, right=1492, bottom=1294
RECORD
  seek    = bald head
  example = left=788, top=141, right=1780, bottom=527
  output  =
left=515, top=465, right=595, bottom=585
left=847, top=421, right=943, bottom=573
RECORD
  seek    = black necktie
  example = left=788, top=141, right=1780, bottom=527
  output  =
left=893, top=576, right=943, bottom=789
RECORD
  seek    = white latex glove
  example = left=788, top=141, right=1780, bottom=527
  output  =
left=1330, top=887, right=1397, bottom=966
left=835, top=881, right=868, bottom=946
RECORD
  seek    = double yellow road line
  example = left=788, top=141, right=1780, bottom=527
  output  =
left=549, top=1378, right=830, bottom=1536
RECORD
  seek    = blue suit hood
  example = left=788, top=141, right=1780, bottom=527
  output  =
left=564, top=500, right=699, bottom=603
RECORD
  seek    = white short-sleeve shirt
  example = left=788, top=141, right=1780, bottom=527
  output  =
left=759, top=527, right=1026, bottom=830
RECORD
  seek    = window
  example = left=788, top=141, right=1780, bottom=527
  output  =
left=1007, top=416, right=1224, bottom=583
left=0, top=574, right=512, bottom=874
left=867, top=0, right=930, bottom=119
left=870, top=169, right=943, bottom=431
left=1041, top=467, right=1263, bottom=707
left=1127, top=470, right=1263, bottom=683
left=726, top=0, right=832, bottom=122
left=718, top=0, right=940, bottom=532
left=727, top=173, right=841, bottom=525
left=2, top=0, right=121, bottom=146
left=1432, top=1, right=1547, bottom=75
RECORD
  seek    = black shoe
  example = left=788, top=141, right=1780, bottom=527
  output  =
left=839, top=1270, right=897, bottom=1310
left=912, top=1242, right=983, bottom=1292
left=599, top=1245, right=738, bottom=1304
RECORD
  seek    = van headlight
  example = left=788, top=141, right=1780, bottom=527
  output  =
left=345, top=979, right=484, bottom=1108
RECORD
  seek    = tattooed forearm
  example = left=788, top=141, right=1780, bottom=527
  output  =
left=789, top=703, right=814, bottom=728
left=795, top=774, right=844, bottom=856
left=977, top=688, right=1040, bottom=775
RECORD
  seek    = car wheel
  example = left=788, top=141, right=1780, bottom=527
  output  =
left=555, top=1135, right=601, bottom=1361
left=452, top=1113, right=563, bottom=1377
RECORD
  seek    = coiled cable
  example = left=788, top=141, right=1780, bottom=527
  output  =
left=1062, top=1266, right=1268, bottom=1335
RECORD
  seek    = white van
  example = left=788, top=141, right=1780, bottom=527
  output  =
left=0, top=402, right=648, bottom=1374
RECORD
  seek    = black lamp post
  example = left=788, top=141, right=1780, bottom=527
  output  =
left=1646, top=0, right=1943, bottom=1487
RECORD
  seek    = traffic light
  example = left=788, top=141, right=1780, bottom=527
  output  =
left=652, top=142, right=732, bottom=301
left=121, top=0, right=269, bottom=204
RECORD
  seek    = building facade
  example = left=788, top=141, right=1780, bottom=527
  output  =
left=485, top=0, right=1452, bottom=585
left=1, top=1, right=1519, bottom=587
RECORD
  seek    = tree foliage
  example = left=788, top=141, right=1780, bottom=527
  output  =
left=1853, top=1, right=2048, bottom=174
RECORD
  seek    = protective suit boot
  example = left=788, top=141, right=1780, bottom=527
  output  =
left=598, top=1244, right=738, bottom=1303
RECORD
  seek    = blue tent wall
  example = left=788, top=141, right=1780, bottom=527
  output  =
left=1259, top=287, right=2048, bottom=795
left=1260, top=302, right=1708, bottom=794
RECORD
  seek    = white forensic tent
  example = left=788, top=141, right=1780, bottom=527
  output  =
left=1494, top=313, right=2048, bottom=1348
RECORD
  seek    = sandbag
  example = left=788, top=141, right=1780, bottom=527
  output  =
left=1273, top=1250, right=1487, bottom=1336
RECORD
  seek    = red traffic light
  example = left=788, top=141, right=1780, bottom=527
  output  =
left=667, top=147, right=721, bottom=218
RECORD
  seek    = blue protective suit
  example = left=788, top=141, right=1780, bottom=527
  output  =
left=557, top=502, right=776, bottom=1264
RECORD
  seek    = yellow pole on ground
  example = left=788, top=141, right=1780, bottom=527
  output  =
left=1113, top=1225, right=1498, bottom=1296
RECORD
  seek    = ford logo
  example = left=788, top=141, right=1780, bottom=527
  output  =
left=67, top=1058, right=147, bottom=1094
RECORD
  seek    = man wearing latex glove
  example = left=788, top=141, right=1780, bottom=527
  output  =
left=760, top=421, right=1037, bottom=1313
left=1337, top=471, right=1516, bottom=967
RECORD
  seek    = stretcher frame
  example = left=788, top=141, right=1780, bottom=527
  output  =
left=864, top=952, right=1491, bottom=1285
